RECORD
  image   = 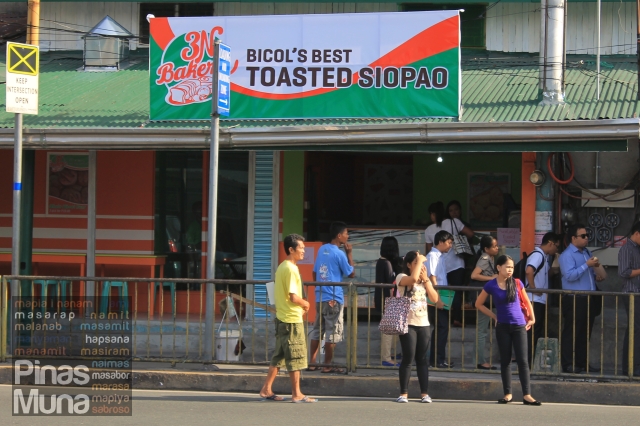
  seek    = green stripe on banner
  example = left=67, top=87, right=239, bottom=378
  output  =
left=150, top=48, right=460, bottom=120
left=230, top=49, right=460, bottom=119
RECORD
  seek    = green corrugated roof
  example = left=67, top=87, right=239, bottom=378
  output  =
left=0, top=51, right=638, bottom=129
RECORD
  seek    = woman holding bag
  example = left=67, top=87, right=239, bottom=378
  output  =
left=475, top=255, right=541, bottom=406
left=394, top=251, right=440, bottom=403
left=444, top=200, right=475, bottom=328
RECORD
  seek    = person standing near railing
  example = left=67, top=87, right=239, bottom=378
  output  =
left=426, top=230, right=454, bottom=369
left=259, top=234, right=317, bottom=403
left=376, top=236, right=402, bottom=367
left=525, top=232, right=560, bottom=367
left=559, top=223, right=605, bottom=374
left=445, top=200, right=475, bottom=327
left=470, top=235, right=499, bottom=370
left=475, top=255, right=541, bottom=406
left=619, top=222, right=640, bottom=377
left=308, top=221, right=355, bottom=374
left=395, top=251, right=439, bottom=403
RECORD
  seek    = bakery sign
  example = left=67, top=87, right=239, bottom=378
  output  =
left=47, top=153, right=89, bottom=216
left=149, top=11, right=461, bottom=120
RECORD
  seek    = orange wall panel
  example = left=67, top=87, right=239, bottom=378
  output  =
left=0, top=150, right=13, bottom=214
left=34, top=151, right=48, bottom=215
left=521, top=153, right=537, bottom=254
left=97, top=151, right=155, bottom=217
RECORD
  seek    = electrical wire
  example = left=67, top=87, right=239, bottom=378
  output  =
left=548, top=153, right=574, bottom=185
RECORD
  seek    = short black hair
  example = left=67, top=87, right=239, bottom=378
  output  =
left=428, top=202, right=445, bottom=227
left=402, top=251, right=419, bottom=276
left=283, top=234, right=304, bottom=255
left=434, top=230, right=454, bottom=245
left=567, top=223, right=586, bottom=239
left=379, top=236, right=399, bottom=261
left=480, top=235, right=496, bottom=253
left=541, top=232, right=560, bottom=245
left=329, top=221, right=347, bottom=241
left=631, top=222, right=640, bottom=236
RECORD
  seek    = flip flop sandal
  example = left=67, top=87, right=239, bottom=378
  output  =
left=321, top=367, right=345, bottom=374
left=306, top=366, right=319, bottom=371
left=292, top=396, right=318, bottom=403
left=261, top=394, right=285, bottom=401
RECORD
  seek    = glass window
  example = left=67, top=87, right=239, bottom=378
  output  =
left=155, top=151, right=248, bottom=280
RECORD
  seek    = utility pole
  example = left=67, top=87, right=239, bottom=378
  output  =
left=597, top=0, right=601, bottom=100
left=12, top=0, right=40, bottom=297
left=637, top=0, right=640, bottom=99
left=204, top=40, right=221, bottom=361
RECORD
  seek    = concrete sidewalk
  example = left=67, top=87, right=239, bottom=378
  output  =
left=2, top=361, right=638, bottom=406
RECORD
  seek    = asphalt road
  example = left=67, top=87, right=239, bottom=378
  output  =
left=2, top=385, right=639, bottom=425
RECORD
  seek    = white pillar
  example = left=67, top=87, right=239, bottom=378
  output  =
left=540, top=0, right=565, bottom=104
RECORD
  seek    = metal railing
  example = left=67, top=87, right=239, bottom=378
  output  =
left=0, top=275, right=355, bottom=372
left=350, top=282, right=638, bottom=381
left=1, top=275, right=636, bottom=381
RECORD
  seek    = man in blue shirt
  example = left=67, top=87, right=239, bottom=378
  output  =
left=559, top=223, right=604, bottom=373
left=619, top=221, right=640, bottom=376
left=309, top=222, right=355, bottom=373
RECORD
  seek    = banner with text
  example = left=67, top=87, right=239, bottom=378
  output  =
left=149, top=11, right=460, bottom=120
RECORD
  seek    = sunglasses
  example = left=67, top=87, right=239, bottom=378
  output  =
left=576, top=233, right=589, bottom=239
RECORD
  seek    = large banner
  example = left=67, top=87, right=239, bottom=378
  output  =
left=150, top=11, right=460, bottom=120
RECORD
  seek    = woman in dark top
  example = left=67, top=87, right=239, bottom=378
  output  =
left=475, top=255, right=541, bottom=406
left=376, top=236, right=401, bottom=366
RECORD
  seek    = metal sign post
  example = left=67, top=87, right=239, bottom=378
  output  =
left=6, top=42, right=39, bottom=296
left=204, top=40, right=231, bottom=360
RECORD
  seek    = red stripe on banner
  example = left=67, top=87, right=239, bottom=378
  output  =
left=230, top=84, right=334, bottom=100
left=231, top=16, right=459, bottom=101
left=369, top=15, right=459, bottom=68
left=151, top=18, right=176, bottom=51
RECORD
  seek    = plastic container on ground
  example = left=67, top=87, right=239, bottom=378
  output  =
left=216, top=329, right=241, bottom=361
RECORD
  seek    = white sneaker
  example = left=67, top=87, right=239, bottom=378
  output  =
left=396, top=396, right=409, bottom=403
left=421, top=395, right=432, bottom=403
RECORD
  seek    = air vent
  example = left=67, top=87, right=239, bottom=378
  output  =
left=83, top=16, right=133, bottom=71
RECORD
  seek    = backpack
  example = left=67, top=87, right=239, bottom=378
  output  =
left=513, top=249, right=545, bottom=286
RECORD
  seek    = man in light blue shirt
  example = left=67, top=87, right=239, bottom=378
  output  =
left=309, top=221, right=355, bottom=373
left=425, top=230, right=454, bottom=368
left=559, top=223, right=603, bottom=374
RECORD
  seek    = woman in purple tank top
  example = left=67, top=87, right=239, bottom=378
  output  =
left=475, top=255, right=541, bottom=406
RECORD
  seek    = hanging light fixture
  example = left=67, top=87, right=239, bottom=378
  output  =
left=437, top=154, right=443, bottom=163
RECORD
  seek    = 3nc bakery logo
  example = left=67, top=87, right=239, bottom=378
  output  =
left=155, top=27, right=237, bottom=106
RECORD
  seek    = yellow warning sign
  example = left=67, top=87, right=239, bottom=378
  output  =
left=7, top=42, right=39, bottom=76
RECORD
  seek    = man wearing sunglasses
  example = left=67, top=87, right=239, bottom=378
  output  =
left=559, top=223, right=604, bottom=374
